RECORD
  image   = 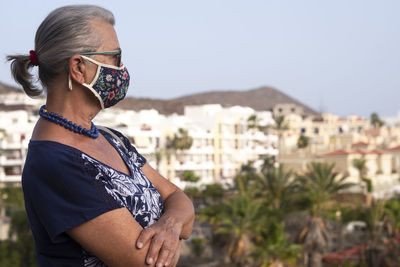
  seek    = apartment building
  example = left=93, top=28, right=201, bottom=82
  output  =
left=319, top=149, right=398, bottom=199
left=279, top=112, right=400, bottom=199
left=0, top=110, right=36, bottom=185
left=95, top=104, right=279, bottom=188
left=281, top=112, right=371, bottom=154
left=0, top=110, right=37, bottom=240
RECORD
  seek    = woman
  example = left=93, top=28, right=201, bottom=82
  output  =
left=7, top=5, right=195, bottom=267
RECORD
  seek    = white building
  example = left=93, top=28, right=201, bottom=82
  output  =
left=94, top=104, right=279, bottom=188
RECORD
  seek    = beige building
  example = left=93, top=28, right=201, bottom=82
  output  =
left=279, top=110, right=400, bottom=199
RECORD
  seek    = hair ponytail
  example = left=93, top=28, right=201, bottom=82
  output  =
left=6, top=5, right=115, bottom=98
left=7, top=54, right=43, bottom=97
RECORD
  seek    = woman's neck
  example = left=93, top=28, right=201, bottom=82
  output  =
left=45, top=84, right=101, bottom=129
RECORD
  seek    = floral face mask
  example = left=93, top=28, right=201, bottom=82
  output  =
left=80, top=55, right=130, bottom=109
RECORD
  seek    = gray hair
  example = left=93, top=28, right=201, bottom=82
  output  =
left=7, top=5, right=115, bottom=97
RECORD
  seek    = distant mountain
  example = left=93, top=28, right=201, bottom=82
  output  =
left=117, top=86, right=318, bottom=115
left=0, top=81, right=21, bottom=94
left=0, top=82, right=318, bottom=115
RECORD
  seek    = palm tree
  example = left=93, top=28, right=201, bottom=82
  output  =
left=352, top=158, right=373, bottom=193
left=199, top=164, right=261, bottom=265
left=233, top=162, right=260, bottom=197
left=182, top=170, right=201, bottom=200
left=0, top=187, right=38, bottom=267
left=182, top=170, right=200, bottom=183
left=384, top=198, right=400, bottom=237
left=257, top=164, right=296, bottom=217
left=199, top=193, right=262, bottom=265
left=272, top=115, right=289, bottom=160
left=297, top=134, right=309, bottom=149
left=296, top=162, right=354, bottom=267
left=250, top=218, right=302, bottom=267
left=370, top=112, right=384, bottom=128
left=362, top=200, right=386, bottom=266
left=203, top=183, right=224, bottom=205
left=171, top=128, right=193, bottom=150
left=170, top=129, right=193, bottom=179
left=260, top=155, right=276, bottom=175
left=153, top=148, right=163, bottom=171
left=247, top=114, right=260, bottom=130
left=382, top=199, right=400, bottom=265
left=273, top=115, right=289, bottom=134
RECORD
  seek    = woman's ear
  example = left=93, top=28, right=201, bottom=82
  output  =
left=68, top=55, right=86, bottom=84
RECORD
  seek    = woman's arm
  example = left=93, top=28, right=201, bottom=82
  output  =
left=67, top=207, right=156, bottom=267
left=67, top=163, right=194, bottom=267
left=136, top=163, right=195, bottom=266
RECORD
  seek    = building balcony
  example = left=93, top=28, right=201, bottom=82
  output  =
left=0, top=175, right=21, bottom=183
left=0, top=157, right=23, bottom=166
left=174, top=161, right=214, bottom=171
left=188, top=145, right=214, bottom=154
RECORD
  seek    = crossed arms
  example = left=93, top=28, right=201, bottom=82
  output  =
left=67, top=163, right=195, bottom=267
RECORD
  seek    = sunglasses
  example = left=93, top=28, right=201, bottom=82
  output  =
left=80, top=49, right=122, bottom=67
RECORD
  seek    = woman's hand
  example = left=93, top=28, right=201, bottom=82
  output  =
left=136, top=215, right=182, bottom=267
left=139, top=163, right=195, bottom=266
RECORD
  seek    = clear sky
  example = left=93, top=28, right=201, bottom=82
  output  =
left=1, top=0, right=399, bottom=117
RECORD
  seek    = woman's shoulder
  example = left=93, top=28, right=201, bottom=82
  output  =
left=23, top=140, right=85, bottom=185
left=27, top=139, right=82, bottom=160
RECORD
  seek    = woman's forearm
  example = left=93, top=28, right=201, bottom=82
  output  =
left=161, top=190, right=195, bottom=239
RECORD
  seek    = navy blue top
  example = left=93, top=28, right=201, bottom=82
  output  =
left=22, top=128, right=163, bottom=267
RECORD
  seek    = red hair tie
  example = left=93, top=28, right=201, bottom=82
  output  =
left=29, top=50, right=38, bottom=66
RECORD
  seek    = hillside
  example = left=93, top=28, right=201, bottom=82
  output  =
left=117, top=86, right=318, bottom=115
left=0, top=82, right=318, bottom=115
left=0, top=81, right=21, bottom=94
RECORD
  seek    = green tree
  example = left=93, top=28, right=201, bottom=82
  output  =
left=257, top=164, right=296, bottom=217
left=182, top=171, right=201, bottom=199
left=171, top=128, right=193, bottom=150
left=0, top=187, right=38, bottom=267
left=385, top=198, right=400, bottom=237
left=199, top=163, right=262, bottom=265
left=154, top=149, right=163, bottom=171
left=247, top=114, right=260, bottom=130
left=203, top=183, right=224, bottom=205
left=362, top=200, right=386, bottom=266
left=382, top=198, right=400, bottom=266
left=370, top=112, right=384, bottom=128
left=233, top=173, right=259, bottom=198
left=260, top=155, right=276, bottom=175
left=272, top=115, right=289, bottom=158
left=190, top=237, right=206, bottom=259
left=183, top=187, right=202, bottom=199
left=273, top=115, right=289, bottom=133
left=199, top=194, right=262, bottom=265
left=182, top=170, right=200, bottom=183
left=251, top=218, right=302, bottom=267
left=203, top=183, right=224, bottom=199
left=297, top=134, right=309, bottom=149
left=296, top=162, right=354, bottom=267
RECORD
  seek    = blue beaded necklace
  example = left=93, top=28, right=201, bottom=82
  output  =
left=39, top=105, right=99, bottom=139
